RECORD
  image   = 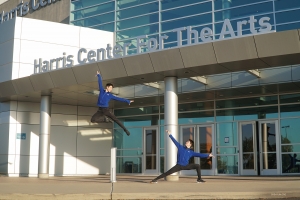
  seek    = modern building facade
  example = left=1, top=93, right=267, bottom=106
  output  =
left=0, top=0, right=300, bottom=178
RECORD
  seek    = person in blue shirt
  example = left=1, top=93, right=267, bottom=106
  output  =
left=150, top=130, right=214, bottom=183
left=91, top=71, right=134, bottom=136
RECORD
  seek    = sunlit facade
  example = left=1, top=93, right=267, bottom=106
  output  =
left=70, top=0, right=300, bottom=176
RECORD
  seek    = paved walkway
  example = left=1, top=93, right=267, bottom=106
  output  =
left=0, top=175, right=300, bottom=199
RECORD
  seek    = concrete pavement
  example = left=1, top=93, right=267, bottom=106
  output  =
left=0, top=175, right=300, bottom=199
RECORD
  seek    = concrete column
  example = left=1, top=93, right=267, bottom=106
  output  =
left=38, top=95, right=52, bottom=178
left=164, top=77, right=178, bottom=181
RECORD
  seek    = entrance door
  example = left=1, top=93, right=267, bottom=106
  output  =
left=239, top=121, right=279, bottom=175
left=143, top=127, right=158, bottom=174
left=239, top=122, right=257, bottom=175
left=180, top=124, right=215, bottom=176
left=259, top=121, right=279, bottom=175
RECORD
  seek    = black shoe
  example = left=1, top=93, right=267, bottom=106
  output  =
left=197, top=179, right=205, bottom=183
left=150, top=180, right=157, bottom=184
left=125, top=130, right=130, bottom=136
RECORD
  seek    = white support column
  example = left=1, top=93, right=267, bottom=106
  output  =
left=164, top=77, right=178, bottom=181
left=38, top=95, right=52, bottom=178
left=111, top=147, right=117, bottom=182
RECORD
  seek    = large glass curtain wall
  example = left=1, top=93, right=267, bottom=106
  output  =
left=70, top=0, right=300, bottom=54
left=114, top=93, right=300, bottom=175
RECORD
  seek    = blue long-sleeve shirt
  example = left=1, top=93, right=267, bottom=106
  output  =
left=96, top=74, right=130, bottom=107
left=169, top=134, right=209, bottom=166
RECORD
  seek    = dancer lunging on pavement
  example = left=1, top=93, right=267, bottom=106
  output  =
left=91, top=71, right=134, bottom=136
left=150, top=130, right=214, bottom=183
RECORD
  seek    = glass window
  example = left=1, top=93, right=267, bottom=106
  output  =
left=117, top=0, right=156, bottom=10
left=281, top=153, right=300, bottom=173
left=116, top=115, right=159, bottom=127
left=93, top=22, right=114, bottom=32
left=214, top=13, right=274, bottom=35
left=161, top=2, right=211, bottom=21
left=280, top=104, right=300, bottom=118
left=71, top=12, right=114, bottom=27
left=276, top=9, right=300, bottom=24
left=214, top=0, right=267, bottom=10
left=281, top=118, right=300, bottom=144
left=277, top=22, right=300, bottom=32
left=114, top=128, right=143, bottom=149
left=117, top=14, right=159, bottom=30
left=214, top=2, right=273, bottom=22
left=178, top=111, right=214, bottom=124
left=178, top=102, right=214, bottom=112
left=117, top=24, right=159, bottom=40
left=116, top=157, right=142, bottom=173
left=217, top=155, right=238, bottom=174
left=280, top=93, right=300, bottom=104
left=71, top=0, right=111, bottom=11
left=216, top=95, right=277, bottom=109
left=115, top=106, right=159, bottom=117
left=117, top=149, right=142, bottom=156
left=281, top=145, right=300, bottom=153
left=216, top=106, right=278, bottom=121
left=117, top=2, right=158, bottom=20
left=216, top=122, right=237, bottom=146
left=162, top=13, right=212, bottom=32
left=275, top=0, right=300, bottom=11
left=217, top=147, right=238, bottom=154
left=160, top=112, right=214, bottom=125
left=161, top=0, right=208, bottom=10
left=71, top=2, right=114, bottom=20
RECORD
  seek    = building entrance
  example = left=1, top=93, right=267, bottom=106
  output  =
left=180, top=124, right=215, bottom=176
left=239, top=120, right=280, bottom=175
left=143, top=127, right=159, bottom=175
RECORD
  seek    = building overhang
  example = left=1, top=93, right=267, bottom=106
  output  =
left=1, top=29, right=300, bottom=106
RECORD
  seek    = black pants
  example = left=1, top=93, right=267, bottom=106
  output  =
left=153, top=163, right=201, bottom=181
left=91, top=107, right=128, bottom=132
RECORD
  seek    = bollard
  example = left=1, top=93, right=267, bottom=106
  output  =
left=111, top=147, right=117, bottom=182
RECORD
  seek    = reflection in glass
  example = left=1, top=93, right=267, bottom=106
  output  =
left=216, top=106, right=278, bottom=122
left=199, top=126, right=213, bottom=169
left=282, top=153, right=300, bottom=173
left=242, top=124, right=254, bottom=153
left=217, top=155, right=238, bottom=174
left=182, top=127, right=195, bottom=164
left=262, top=153, right=277, bottom=169
left=117, top=157, right=142, bottom=173
left=243, top=153, right=254, bottom=169
left=280, top=93, right=300, bottom=104
left=214, top=0, right=266, bottom=10
left=117, top=115, right=159, bottom=128
left=146, top=129, right=157, bottom=169
left=115, top=106, right=159, bottom=117
left=280, top=104, right=300, bottom=118
left=261, top=123, right=277, bottom=170
left=281, top=119, right=300, bottom=144
left=214, top=2, right=272, bottom=21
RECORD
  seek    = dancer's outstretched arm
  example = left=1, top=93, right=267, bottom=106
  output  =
left=96, top=71, right=104, bottom=91
left=166, top=130, right=181, bottom=149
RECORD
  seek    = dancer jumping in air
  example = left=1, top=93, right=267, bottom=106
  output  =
left=91, top=71, right=134, bottom=136
left=150, top=130, right=214, bottom=183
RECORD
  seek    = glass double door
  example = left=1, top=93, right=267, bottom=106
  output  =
left=143, top=127, right=159, bottom=175
left=239, top=120, right=279, bottom=175
left=180, top=124, right=215, bottom=176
